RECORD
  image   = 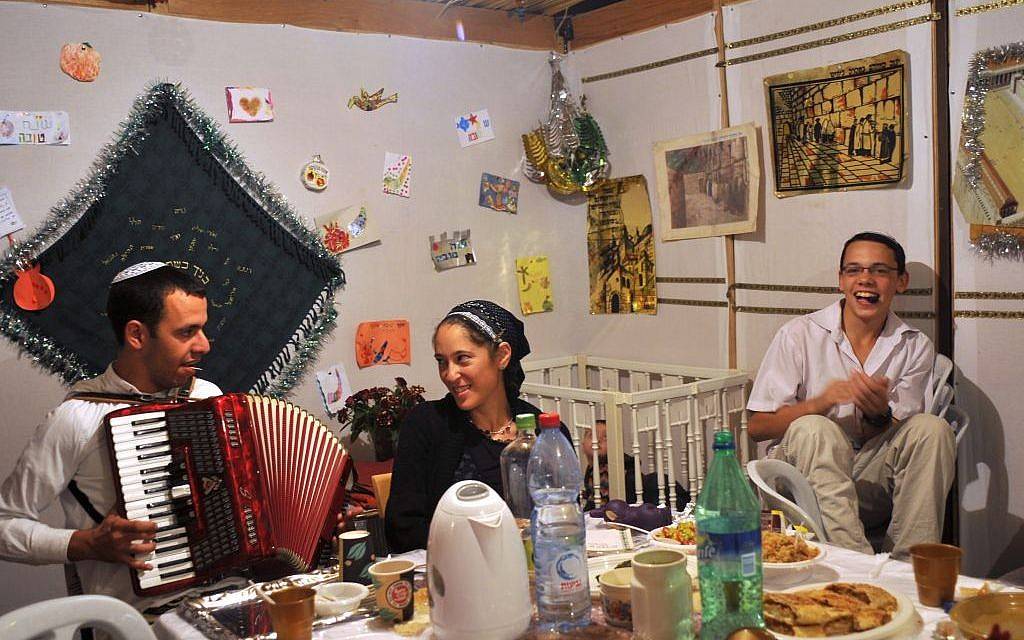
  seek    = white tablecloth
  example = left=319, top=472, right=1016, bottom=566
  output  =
left=154, top=541, right=996, bottom=639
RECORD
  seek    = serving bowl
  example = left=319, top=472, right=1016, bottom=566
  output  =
left=313, top=581, right=369, bottom=617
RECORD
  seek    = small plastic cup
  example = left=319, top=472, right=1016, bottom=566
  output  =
left=909, top=543, right=962, bottom=607
left=266, top=586, right=316, bottom=640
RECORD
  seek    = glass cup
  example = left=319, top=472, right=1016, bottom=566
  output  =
left=265, top=586, right=316, bottom=640
left=909, top=543, right=962, bottom=607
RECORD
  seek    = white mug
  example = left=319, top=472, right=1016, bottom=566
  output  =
left=631, top=548, right=694, bottom=640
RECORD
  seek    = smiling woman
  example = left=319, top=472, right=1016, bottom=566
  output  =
left=384, top=300, right=572, bottom=552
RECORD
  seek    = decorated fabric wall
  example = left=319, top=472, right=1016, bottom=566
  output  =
left=949, top=4, right=1024, bottom=579
left=0, top=1, right=588, bottom=614
left=0, top=83, right=342, bottom=395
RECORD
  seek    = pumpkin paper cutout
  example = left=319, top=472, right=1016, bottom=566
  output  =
left=13, top=264, right=55, bottom=311
left=60, top=43, right=101, bottom=82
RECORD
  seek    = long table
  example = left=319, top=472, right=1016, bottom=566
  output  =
left=154, top=541, right=999, bottom=639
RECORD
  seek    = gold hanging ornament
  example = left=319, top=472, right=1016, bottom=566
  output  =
left=521, top=53, right=610, bottom=201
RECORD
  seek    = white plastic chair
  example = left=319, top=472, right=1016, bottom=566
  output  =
left=746, top=458, right=828, bottom=543
left=0, top=594, right=156, bottom=640
left=926, top=353, right=971, bottom=447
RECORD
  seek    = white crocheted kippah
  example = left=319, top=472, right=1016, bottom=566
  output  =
left=111, top=261, right=168, bottom=284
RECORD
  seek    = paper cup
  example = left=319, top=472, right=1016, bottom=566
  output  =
left=338, top=530, right=375, bottom=584
left=910, top=543, right=962, bottom=607
left=266, top=586, right=315, bottom=640
left=368, top=558, right=416, bottom=622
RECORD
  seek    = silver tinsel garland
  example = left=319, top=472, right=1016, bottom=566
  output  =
left=0, top=81, right=344, bottom=396
left=960, top=41, right=1024, bottom=261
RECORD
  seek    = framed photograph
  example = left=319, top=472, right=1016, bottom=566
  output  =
left=653, top=122, right=760, bottom=241
left=764, top=50, right=908, bottom=197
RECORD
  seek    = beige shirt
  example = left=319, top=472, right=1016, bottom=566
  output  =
left=747, top=300, right=934, bottom=439
left=0, top=365, right=223, bottom=610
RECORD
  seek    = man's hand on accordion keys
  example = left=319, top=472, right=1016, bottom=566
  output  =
left=68, top=511, right=158, bottom=570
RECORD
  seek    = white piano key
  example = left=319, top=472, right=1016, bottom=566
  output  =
left=139, top=568, right=194, bottom=589
left=112, top=423, right=167, bottom=443
left=122, top=482, right=171, bottom=503
left=153, top=527, right=187, bottom=542
left=125, top=490, right=173, bottom=513
left=119, top=467, right=172, bottom=488
left=113, top=433, right=168, bottom=452
left=110, top=412, right=165, bottom=428
left=170, top=485, right=191, bottom=500
left=116, top=444, right=171, bottom=463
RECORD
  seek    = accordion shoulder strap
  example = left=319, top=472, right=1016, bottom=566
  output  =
left=65, top=391, right=191, bottom=405
left=68, top=480, right=104, bottom=525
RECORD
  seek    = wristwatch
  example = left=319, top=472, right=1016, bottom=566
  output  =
left=863, top=407, right=893, bottom=428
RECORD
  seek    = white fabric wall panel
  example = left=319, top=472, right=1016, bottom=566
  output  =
left=570, top=14, right=729, bottom=368
left=948, top=2, right=1024, bottom=579
left=722, top=0, right=938, bottom=375
left=0, top=1, right=589, bottom=612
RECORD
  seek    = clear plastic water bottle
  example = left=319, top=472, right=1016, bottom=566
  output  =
left=500, top=413, right=537, bottom=519
left=528, top=412, right=591, bottom=632
left=695, top=430, right=764, bottom=639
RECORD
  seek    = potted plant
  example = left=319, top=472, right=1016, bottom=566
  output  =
left=337, top=377, right=425, bottom=461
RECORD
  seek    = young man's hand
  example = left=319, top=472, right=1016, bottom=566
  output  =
left=68, top=511, right=157, bottom=570
left=848, top=371, right=890, bottom=417
left=814, top=378, right=856, bottom=413
left=335, top=505, right=365, bottom=533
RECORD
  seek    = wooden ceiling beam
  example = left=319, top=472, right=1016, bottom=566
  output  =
left=568, top=0, right=735, bottom=49
left=13, top=0, right=558, bottom=50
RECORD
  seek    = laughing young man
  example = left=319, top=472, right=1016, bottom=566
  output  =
left=746, top=232, right=955, bottom=558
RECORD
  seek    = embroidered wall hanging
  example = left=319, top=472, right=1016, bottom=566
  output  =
left=0, top=82, right=344, bottom=396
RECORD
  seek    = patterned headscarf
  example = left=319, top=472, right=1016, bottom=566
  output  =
left=443, top=300, right=531, bottom=402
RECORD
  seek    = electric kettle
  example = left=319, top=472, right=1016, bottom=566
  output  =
left=427, top=480, right=532, bottom=640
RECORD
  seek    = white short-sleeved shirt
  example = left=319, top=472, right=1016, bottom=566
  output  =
left=0, top=365, right=223, bottom=611
left=747, top=300, right=934, bottom=439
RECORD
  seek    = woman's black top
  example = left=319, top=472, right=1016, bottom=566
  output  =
left=384, top=394, right=570, bottom=552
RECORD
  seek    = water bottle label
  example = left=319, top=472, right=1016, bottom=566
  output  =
left=697, top=529, right=761, bottom=577
left=550, top=549, right=585, bottom=595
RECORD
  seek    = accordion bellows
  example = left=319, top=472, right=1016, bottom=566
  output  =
left=106, top=394, right=352, bottom=597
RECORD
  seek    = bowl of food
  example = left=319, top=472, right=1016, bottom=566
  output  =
left=762, top=531, right=825, bottom=586
left=950, top=593, right=1024, bottom=639
left=314, top=581, right=369, bottom=617
left=650, top=519, right=697, bottom=553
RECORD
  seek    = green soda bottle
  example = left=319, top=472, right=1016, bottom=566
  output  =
left=695, top=430, right=764, bottom=639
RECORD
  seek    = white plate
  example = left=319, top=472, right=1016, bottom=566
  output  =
left=648, top=519, right=697, bottom=554
left=763, top=538, right=827, bottom=586
left=768, top=582, right=916, bottom=640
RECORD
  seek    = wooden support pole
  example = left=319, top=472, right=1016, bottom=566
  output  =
left=713, top=0, right=738, bottom=370
left=931, top=0, right=953, bottom=359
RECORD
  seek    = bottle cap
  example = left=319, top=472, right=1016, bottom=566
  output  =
left=514, top=413, right=536, bottom=431
left=712, top=430, right=735, bottom=450
left=538, top=412, right=560, bottom=429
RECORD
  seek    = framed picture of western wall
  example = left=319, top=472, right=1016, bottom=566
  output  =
left=653, top=122, right=760, bottom=241
left=952, top=41, right=1024, bottom=254
left=764, top=50, right=908, bottom=197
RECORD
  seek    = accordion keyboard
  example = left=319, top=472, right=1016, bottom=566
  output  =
left=111, top=408, right=242, bottom=591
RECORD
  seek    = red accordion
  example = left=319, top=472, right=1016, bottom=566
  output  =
left=104, top=394, right=352, bottom=597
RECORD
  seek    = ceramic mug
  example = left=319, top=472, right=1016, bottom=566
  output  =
left=369, top=558, right=416, bottom=622
left=338, top=530, right=375, bottom=585
left=631, top=549, right=693, bottom=640
left=599, top=567, right=633, bottom=629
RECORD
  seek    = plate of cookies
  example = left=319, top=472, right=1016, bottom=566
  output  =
left=764, top=582, right=915, bottom=639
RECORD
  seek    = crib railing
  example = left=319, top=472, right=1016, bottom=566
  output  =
left=522, top=355, right=750, bottom=507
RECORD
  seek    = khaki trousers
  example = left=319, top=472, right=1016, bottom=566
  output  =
left=770, top=413, right=955, bottom=558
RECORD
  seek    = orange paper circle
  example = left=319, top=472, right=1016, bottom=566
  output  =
left=14, top=267, right=56, bottom=311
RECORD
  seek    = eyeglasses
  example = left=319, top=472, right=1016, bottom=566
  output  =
left=840, top=264, right=899, bottom=277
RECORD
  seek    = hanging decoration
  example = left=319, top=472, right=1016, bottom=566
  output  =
left=0, top=82, right=344, bottom=395
left=953, top=41, right=1024, bottom=260
left=522, top=53, right=610, bottom=200
left=59, top=42, right=101, bottom=82
left=301, top=154, right=330, bottom=191
left=347, top=87, right=398, bottom=112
